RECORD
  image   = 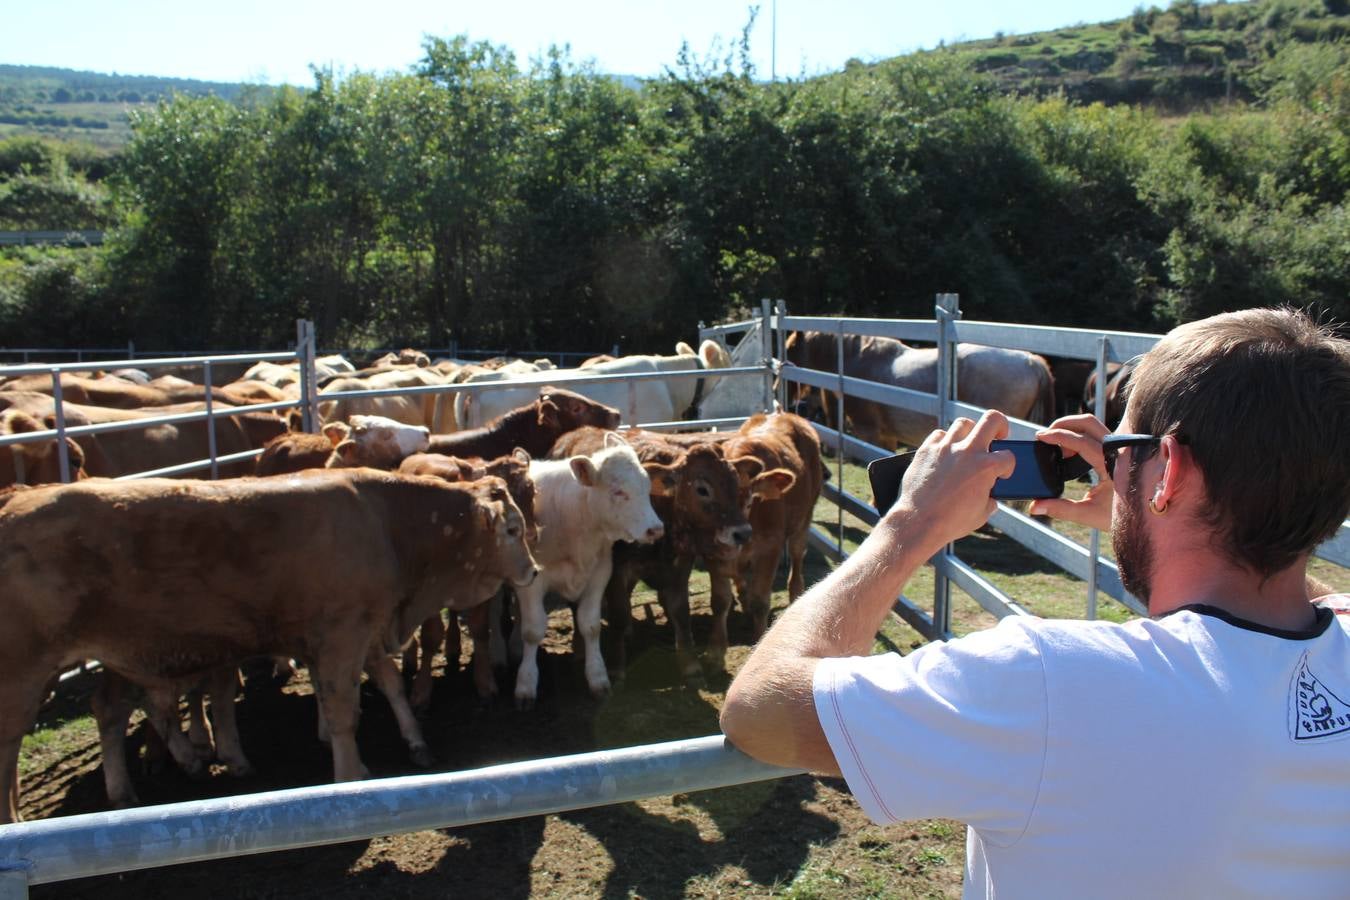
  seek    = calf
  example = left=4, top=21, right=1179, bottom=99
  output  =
left=705, top=413, right=824, bottom=669
left=514, top=435, right=665, bottom=706
left=427, top=387, right=620, bottom=460
left=0, top=470, right=537, bottom=823
left=254, top=415, right=431, bottom=475
left=396, top=450, right=537, bottom=707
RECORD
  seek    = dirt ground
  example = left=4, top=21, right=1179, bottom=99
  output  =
left=17, top=556, right=966, bottom=900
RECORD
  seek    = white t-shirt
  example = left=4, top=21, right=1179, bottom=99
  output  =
left=814, top=597, right=1350, bottom=900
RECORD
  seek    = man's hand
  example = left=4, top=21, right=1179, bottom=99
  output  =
left=1028, top=414, right=1114, bottom=532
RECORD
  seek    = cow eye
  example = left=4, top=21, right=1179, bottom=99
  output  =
left=695, top=484, right=711, bottom=499
left=507, top=524, right=521, bottom=538
left=613, top=489, right=628, bottom=501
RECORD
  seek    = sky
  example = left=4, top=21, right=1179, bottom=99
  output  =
left=3, top=0, right=1149, bottom=86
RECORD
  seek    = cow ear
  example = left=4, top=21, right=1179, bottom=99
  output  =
left=323, top=422, right=351, bottom=447
left=570, top=456, right=598, bottom=487
left=511, top=447, right=531, bottom=465
left=603, top=431, right=628, bottom=450
left=478, top=501, right=500, bottom=532
left=537, top=399, right=561, bottom=428
left=731, top=456, right=764, bottom=485
left=701, top=339, right=730, bottom=369
left=643, top=461, right=680, bottom=496
left=333, top=439, right=361, bottom=462
left=752, top=468, right=796, bottom=500
left=66, top=438, right=87, bottom=477
left=675, top=341, right=696, bottom=356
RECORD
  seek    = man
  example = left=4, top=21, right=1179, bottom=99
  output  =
left=721, top=307, right=1350, bottom=898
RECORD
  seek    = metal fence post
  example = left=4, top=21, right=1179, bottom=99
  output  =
left=1087, top=335, right=1111, bottom=620
left=775, top=300, right=788, bottom=413
left=296, top=320, right=318, bottom=433
left=932, top=293, right=962, bottom=638
left=203, top=359, right=219, bottom=480
left=49, top=368, right=71, bottom=484
left=0, top=867, right=30, bottom=900
left=835, top=320, right=846, bottom=549
left=759, top=299, right=773, bottom=413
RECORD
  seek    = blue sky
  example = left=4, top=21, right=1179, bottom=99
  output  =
left=4, top=0, right=1150, bottom=86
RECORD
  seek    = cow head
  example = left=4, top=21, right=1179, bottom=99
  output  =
left=326, top=414, right=430, bottom=469
left=644, top=442, right=752, bottom=558
left=569, top=432, right=664, bottom=544
left=470, top=476, right=540, bottom=588
left=730, top=453, right=798, bottom=505
left=399, top=448, right=538, bottom=545
left=538, top=387, right=622, bottom=432
left=0, top=410, right=87, bottom=487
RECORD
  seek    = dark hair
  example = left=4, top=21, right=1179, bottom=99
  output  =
left=1127, top=307, right=1350, bottom=578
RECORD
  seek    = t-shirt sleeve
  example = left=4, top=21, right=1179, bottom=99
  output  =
left=813, top=616, right=1048, bottom=842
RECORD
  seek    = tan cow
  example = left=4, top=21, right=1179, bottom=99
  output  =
left=0, top=470, right=538, bottom=822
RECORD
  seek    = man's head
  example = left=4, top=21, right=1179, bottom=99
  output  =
left=1120, top=307, right=1350, bottom=582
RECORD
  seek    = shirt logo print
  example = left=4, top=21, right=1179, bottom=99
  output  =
left=1289, top=652, right=1350, bottom=742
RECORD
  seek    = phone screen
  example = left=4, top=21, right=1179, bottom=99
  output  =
left=867, top=451, right=915, bottom=515
left=990, top=440, right=1065, bottom=500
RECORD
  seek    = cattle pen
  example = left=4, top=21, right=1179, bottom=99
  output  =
left=2, top=299, right=1347, bottom=897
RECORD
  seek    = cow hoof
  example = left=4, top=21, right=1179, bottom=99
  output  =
left=514, top=694, right=536, bottom=712
left=588, top=682, right=612, bottom=701
left=409, top=745, right=435, bottom=769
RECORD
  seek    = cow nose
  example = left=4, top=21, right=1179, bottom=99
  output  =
left=646, top=524, right=664, bottom=542
left=731, top=525, right=752, bottom=546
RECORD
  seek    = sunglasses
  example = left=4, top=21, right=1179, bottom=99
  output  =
left=1101, top=433, right=1162, bottom=479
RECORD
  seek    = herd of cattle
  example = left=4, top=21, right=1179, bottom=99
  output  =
left=0, top=330, right=1129, bottom=825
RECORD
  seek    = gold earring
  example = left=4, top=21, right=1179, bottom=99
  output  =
left=1149, top=491, right=1167, bottom=515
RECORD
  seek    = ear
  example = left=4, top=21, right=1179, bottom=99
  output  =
left=643, top=461, right=681, bottom=496
left=752, top=468, right=796, bottom=500
left=570, top=456, right=598, bottom=487
left=701, top=339, right=729, bottom=368
left=603, top=431, right=628, bottom=450
left=731, top=456, right=764, bottom=485
left=674, top=341, right=696, bottom=356
left=334, top=439, right=361, bottom=462
left=322, top=422, right=351, bottom=447
left=537, top=399, right=561, bottom=428
left=511, top=447, right=531, bottom=465
left=478, top=500, right=500, bottom=532
left=65, top=438, right=87, bottom=476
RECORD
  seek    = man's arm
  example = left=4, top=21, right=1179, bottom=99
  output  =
left=720, top=413, right=1016, bottom=773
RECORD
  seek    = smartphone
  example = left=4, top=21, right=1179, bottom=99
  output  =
left=867, top=451, right=915, bottom=515
left=989, top=439, right=1065, bottom=500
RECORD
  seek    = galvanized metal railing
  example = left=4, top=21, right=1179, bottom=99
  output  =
left=0, top=737, right=801, bottom=897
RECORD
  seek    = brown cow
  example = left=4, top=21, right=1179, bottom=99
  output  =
left=426, top=387, right=620, bottom=461
left=254, top=416, right=431, bottom=476
left=0, top=410, right=87, bottom=485
left=706, top=412, right=825, bottom=669
left=0, top=372, right=276, bottom=409
left=396, top=450, right=537, bottom=706
left=551, top=427, right=792, bottom=686
left=0, top=470, right=538, bottom=822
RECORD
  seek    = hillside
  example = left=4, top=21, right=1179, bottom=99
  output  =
left=917, top=0, right=1350, bottom=109
left=0, top=64, right=275, bottom=148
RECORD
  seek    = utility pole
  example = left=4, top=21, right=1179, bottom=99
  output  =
left=771, top=0, right=777, bottom=81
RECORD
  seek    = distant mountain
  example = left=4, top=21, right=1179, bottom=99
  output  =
left=0, top=64, right=271, bottom=104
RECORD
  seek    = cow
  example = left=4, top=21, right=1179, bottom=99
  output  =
left=0, top=410, right=87, bottom=486
left=242, top=354, right=354, bottom=390
left=253, top=415, right=430, bottom=476
left=0, top=396, right=286, bottom=486
left=0, top=470, right=538, bottom=822
left=705, top=413, right=824, bottom=669
left=551, top=427, right=791, bottom=686
left=371, top=348, right=431, bottom=369
left=317, top=367, right=449, bottom=429
left=1083, top=360, right=1134, bottom=429
left=453, top=340, right=733, bottom=431
left=0, top=373, right=269, bottom=410
left=396, top=450, right=537, bottom=707
left=426, top=387, right=621, bottom=461
left=512, top=435, right=666, bottom=707
left=782, top=330, right=1055, bottom=450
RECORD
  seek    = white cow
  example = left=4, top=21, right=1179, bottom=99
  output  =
left=455, top=340, right=732, bottom=431
left=513, top=433, right=667, bottom=706
left=317, top=367, right=448, bottom=428
left=243, top=355, right=355, bottom=390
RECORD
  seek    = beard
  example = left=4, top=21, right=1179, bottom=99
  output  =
left=1112, top=466, right=1155, bottom=608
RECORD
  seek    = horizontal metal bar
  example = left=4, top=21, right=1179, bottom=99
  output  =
left=782, top=365, right=939, bottom=418
left=0, top=736, right=800, bottom=886
left=822, top=481, right=879, bottom=526
left=114, top=448, right=262, bottom=481
left=629, top=417, right=751, bottom=432
left=808, top=421, right=891, bottom=464
left=0, top=352, right=296, bottom=378
left=808, top=522, right=939, bottom=642
left=807, top=524, right=845, bottom=563
left=316, top=365, right=767, bottom=404
left=777, top=315, right=940, bottom=344
left=952, top=321, right=1159, bottom=363
left=0, top=402, right=299, bottom=447
left=931, top=553, right=1033, bottom=621
left=947, top=400, right=1044, bottom=439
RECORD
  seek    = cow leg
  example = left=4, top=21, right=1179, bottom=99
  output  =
left=656, top=557, right=701, bottom=687
left=602, top=567, right=639, bottom=687
left=312, top=654, right=369, bottom=781
left=465, top=604, right=497, bottom=702
left=142, top=687, right=207, bottom=780
left=742, top=547, right=781, bottom=642
left=445, top=610, right=463, bottom=669
left=207, top=667, right=254, bottom=777
left=90, top=670, right=140, bottom=810
left=408, top=613, right=444, bottom=714
left=186, top=685, right=214, bottom=761
left=0, top=670, right=50, bottom=823
left=513, top=581, right=549, bottom=709
left=577, top=562, right=615, bottom=699
left=706, top=569, right=737, bottom=673
left=365, top=649, right=433, bottom=768
left=787, top=528, right=809, bottom=601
